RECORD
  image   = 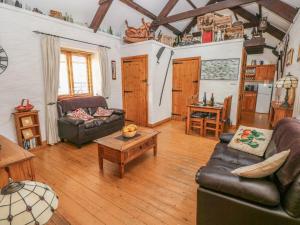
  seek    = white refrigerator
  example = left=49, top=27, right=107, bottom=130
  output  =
left=255, top=84, right=273, bottom=113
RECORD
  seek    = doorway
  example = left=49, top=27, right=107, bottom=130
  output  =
left=121, top=55, right=148, bottom=126
left=172, top=57, right=201, bottom=120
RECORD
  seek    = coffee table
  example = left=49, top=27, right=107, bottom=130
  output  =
left=95, top=127, right=159, bottom=178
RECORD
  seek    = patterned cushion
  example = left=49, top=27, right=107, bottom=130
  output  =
left=67, top=108, right=94, bottom=121
left=93, top=107, right=114, bottom=117
left=228, top=126, right=273, bottom=157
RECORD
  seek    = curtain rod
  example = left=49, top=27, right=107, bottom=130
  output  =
left=33, top=31, right=111, bottom=49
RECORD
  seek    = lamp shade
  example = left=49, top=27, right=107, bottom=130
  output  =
left=0, top=180, right=58, bottom=225
left=275, top=73, right=298, bottom=89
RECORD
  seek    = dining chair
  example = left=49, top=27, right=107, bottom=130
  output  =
left=203, top=95, right=232, bottom=137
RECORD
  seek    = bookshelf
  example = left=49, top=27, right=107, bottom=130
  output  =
left=13, top=110, right=42, bottom=150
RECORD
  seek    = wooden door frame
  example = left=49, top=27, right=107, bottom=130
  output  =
left=172, top=56, right=201, bottom=120
left=121, top=54, right=148, bottom=126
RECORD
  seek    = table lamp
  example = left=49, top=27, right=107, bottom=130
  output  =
left=275, top=72, right=298, bottom=107
left=0, top=179, right=58, bottom=225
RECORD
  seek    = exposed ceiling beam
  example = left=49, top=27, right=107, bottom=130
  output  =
left=186, top=0, right=197, bottom=9
left=258, top=0, right=298, bottom=23
left=152, top=0, right=179, bottom=32
left=181, top=0, right=216, bottom=35
left=157, top=0, right=259, bottom=25
left=90, top=0, right=113, bottom=33
left=231, top=6, right=285, bottom=40
left=119, top=0, right=181, bottom=35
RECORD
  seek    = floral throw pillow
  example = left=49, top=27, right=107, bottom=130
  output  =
left=228, top=126, right=273, bottom=157
left=93, top=107, right=113, bottom=117
left=67, top=108, right=93, bottom=121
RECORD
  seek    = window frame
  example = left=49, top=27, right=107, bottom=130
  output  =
left=59, top=48, right=93, bottom=98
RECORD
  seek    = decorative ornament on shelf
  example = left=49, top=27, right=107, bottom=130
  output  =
left=15, top=99, right=34, bottom=112
left=275, top=72, right=298, bottom=108
left=0, top=178, right=59, bottom=225
left=0, top=46, right=8, bottom=75
left=258, top=17, right=268, bottom=32
left=124, top=18, right=154, bottom=43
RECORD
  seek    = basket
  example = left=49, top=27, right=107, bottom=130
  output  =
left=15, top=99, right=34, bottom=112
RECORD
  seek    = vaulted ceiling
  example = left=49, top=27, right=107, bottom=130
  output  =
left=24, top=0, right=300, bottom=40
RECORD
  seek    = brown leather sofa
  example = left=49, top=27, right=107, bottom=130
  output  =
left=57, top=96, right=125, bottom=148
left=196, top=118, right=300, bottom=225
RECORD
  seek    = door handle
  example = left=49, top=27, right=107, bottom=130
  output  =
left=172, top=89, right=182, bottom=92
left=124, top=90, right=133, bottom=93
left=141, top=79, right=148, bottom=83
left=192, top=80, right=198, bottom=83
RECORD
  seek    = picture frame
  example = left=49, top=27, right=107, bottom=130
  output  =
left=111, top=60, right=116, bottom=80
left=22, top=129, right=34, bottom=139
left=286, top=48, right=294, bottom=66
left=297, top=45, right=300, bottom=62
left=21, top=116, right=33, bottom=127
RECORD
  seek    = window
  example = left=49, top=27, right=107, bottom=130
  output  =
left=58, top=49, right=93, bottom=97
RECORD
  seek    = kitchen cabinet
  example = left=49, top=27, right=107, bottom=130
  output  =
left=242, top=91, right=257, bottom=112
left=255, top=65, right=276, bottom=81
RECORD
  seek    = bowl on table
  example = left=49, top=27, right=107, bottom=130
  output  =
left=122, top=124, right=138, bottom=138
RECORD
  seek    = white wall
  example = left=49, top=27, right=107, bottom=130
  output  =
left=282, top=12, right=300, bottom=118
left=0, top=4, right=122, bottom=142
left=174, top=39, right=244, bottom=125
left=121, top=41, right=173, bottom=125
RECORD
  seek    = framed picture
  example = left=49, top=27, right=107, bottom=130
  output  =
left=21, top=116, right=33, bottom=127
left=22, top=129, right=34, bottom=139
left=297, top=45, right=300, bottom=62
left=111, top=60, right=116, bottom=80
left=286, top=48, right=294, bottom=66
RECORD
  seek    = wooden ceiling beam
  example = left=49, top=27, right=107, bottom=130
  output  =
left=186, top=0, right=197, bottom=9
left=181, top=0, right=216, bottom=35
left=119, top=0, right=181, bottom=35
left=157, top=0, right=259, bottom=25
left=258, top=0, right=298, bottom=23
left=231, top=6, right=285, bottom=40
left=90, top=0, right=113, bottom=32
left=152, top=0, right=179, bottom=32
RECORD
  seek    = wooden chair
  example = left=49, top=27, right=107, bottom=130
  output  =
left=204, top=96, right=232, bottom=137
left=186, top=94, right=207, bottom=136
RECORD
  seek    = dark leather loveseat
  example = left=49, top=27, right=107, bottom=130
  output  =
left=57, top=96, right=125, bottom=148
left=196, top=118, right=300, bottom=225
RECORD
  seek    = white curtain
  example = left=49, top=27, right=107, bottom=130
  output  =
left=99, top=47, right=111, bottom=98
left=41, top=35, right=61, bottom=145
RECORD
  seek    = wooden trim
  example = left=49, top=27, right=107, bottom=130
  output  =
left=89, top=0, right=113, bottom=33
left=121, top=55, right=149, bottom=126
left=148, top=117, right=172, bottom=128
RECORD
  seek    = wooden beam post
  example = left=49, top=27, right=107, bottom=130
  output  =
left=157, top=0, right=259, bottom=25
left=90, top=0, right=113, bottom=33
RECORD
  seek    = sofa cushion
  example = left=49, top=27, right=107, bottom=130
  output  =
left=228, top=126, right=273, bottom=157
left=196, top=162, right=280, bottom=207
left=67, top=108, right=94, bottom=121
left=231, top=150, right=290, bottom=178
left=93, top=107, right=113, bottom=117
left=265, top=140, right=277, bottom=159
left=219, top=133, right=235, bottom=144
left=84, top=119, right=105, bottom=129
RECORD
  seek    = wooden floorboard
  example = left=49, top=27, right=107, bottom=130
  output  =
left=32, top=121, right=217, bottom=225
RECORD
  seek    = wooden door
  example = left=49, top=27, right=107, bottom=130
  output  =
left=122, top=55, right=148, bottom=126
left=236, top=48, right=247, bottom=125
left=172, top=57, right=200, bottom=120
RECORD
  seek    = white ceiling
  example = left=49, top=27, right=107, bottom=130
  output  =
left=22, top=0, right=300, bottom=37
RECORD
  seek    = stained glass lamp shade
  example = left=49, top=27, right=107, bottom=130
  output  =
left=275, top=73, right=298, bottom=107
left=0, top=179, right=59, bottom=225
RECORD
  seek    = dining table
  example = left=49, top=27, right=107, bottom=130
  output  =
left=186, top=102, right=224, bottom=138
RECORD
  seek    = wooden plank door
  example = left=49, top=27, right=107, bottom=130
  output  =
left=172, top=57, right=200, bottom=120
left=122, top=55, right=148, bottom=126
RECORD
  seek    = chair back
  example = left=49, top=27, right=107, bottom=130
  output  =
left=222, top=96, right=232, bottom=121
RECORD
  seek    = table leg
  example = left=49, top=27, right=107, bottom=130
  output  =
left=215, top=111, right=220, bottom=138
left=119, top=163, right=125, bottom=178
left=98, top=145, right=103, bottom=171
left=153, top=136, right=158, bottom=156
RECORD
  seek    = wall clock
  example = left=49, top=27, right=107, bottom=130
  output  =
left=0, top=46, right=8, bottom=75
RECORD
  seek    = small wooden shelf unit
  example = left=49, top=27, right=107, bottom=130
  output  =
left=13, top=110, right=42, bottom=150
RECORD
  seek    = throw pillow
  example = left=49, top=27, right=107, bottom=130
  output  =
left=67, top=108, right=93, bottom=121
left=231, top=150, right=290, bottom=178
left=228, top=126, right=273, bottom=157
left=93, top=107, right=113, bottom=117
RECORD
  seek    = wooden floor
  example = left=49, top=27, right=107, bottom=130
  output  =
left=32, top=121, right=217, bottom=225
left=240, top=112, right=271, bottom=129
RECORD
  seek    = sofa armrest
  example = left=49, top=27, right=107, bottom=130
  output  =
left=58, top=117, right=85, bottom=126
left=196, top=166, right=280, bottom=207
left=219, top=133, right=234, bottom=143
left=109, top=108, right=125, bottom=115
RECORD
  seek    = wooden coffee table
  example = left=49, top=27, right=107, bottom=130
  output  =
left=95, top=127, right=159, bottom=178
